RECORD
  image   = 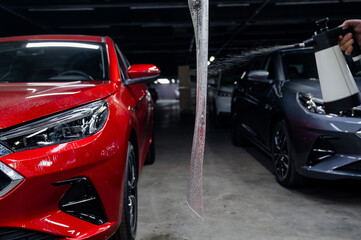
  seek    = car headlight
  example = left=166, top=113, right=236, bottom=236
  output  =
left=0, top=100, right=109, bottom=152
left=298, top=93, right=326, bottom=115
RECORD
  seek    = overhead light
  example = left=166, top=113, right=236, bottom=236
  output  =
left=209, top=56, right=215, bottom=62
left=207, top=61, right=211, bottom=66
left=171, top=79, right=176, bottom=83
left=141, top=22, right=192, bottom=28
left=217, top=3, right=250, bottom=7
left=28, top=7, right=94, bottom=12
left=275, top=1, right=338, bottom=5
left=157, top=78, right=170, bottom=84
left=130, top=4, right=187, bottom=10
left=26, top=42, right=100, bottom=50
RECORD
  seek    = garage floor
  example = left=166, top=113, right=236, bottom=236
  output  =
left=137, top=100, right=361, bottom=240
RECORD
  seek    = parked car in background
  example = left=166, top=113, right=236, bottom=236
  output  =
left=209, top=70, right=234, bottom=125
left=232, top=47, right=361, bottom=187
left=0, top=35, right=158, bottom=240
left=175, top=86, right=180, bottom=99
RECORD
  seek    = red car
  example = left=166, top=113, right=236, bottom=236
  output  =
left=0, top=35, right=159, bottom=240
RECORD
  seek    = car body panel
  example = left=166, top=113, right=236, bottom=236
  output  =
left=0, top=95, right=134, bottom=239
left=214, top=85, right=233, bottom=115
left=209, top=70, right=234, bottom=118
left=0, top=81, right=118, bottom=129
left=232, top=47, right=361, bottom=181
left=0, top=35, right=154, bottom=239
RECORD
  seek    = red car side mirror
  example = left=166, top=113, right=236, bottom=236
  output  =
left=125, top=64, right=160, bottom=85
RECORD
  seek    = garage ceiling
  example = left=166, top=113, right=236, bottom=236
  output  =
left=1, top=0, right=361, bottom=77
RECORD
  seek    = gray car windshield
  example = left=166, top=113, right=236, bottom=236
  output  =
left=282, top=49, right=361, bottom=81
left=0, top=41, right=109, bottom=82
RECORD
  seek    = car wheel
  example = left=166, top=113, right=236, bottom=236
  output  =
left=111, top=142, right=138, bottom=240
left=145, top=131, right=155, bottom=165
left=272, top=121, right=304, bottom=187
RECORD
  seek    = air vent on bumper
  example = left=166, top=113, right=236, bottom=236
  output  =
left=0, top=171, right=11, bottom=193
left=0, top=227, right=61, bottom=240
left=306, top=136, right=336, bottom=166
left=53, top=177, right=108, bottom=225
left=335, top=161, right=361, bottom=174
left=0, top=161, right=23, bottom=198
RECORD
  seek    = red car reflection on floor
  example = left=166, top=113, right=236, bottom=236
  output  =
left=0, top=35, right=158, bottom=240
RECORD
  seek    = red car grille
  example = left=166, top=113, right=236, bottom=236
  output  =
left=0, top=228, right=61, bottom=240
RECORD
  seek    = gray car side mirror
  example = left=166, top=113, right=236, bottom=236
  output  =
left=247, top=70, right=273, bottom=84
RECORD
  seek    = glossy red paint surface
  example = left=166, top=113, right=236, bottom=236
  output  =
left=0, top=82, right=118, bottom=129
left=128, top=64, right=161, bottom=79
left=0, top=35, right=155, bottom=239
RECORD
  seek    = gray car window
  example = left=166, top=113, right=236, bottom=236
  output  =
left=281, top=50, right=318, bottom=80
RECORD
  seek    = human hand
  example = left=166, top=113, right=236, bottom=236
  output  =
left=338, top=19, right=361, bottom=55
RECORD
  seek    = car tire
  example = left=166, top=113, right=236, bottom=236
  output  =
left=145, top=131, right=155, bottom=165
left=232, top=121, right=248, bottom=146
left=271, top=121, right=304, bottom=188
left=111, top=142, right=138, bottom=240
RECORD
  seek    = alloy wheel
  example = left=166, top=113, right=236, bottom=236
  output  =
left=127, top=146, right=137, bottom=238
left=273, top=126, right=289, bottom=180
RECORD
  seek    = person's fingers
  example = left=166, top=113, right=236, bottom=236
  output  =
left=341, top=19, right=361, bottom=28
left=345, top=45, right=354, bottom=55
left=340, top=21, right=350, bottom=28
left=339, top=33, right=354, bottom=51
left=339, top=32, right=353, bottom=44
left=342, top=39, right=354, bottom=52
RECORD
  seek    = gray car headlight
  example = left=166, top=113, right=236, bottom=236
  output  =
left=298, top=93, right=326, bottom=115
left=0, top=100, right=109, bottom=152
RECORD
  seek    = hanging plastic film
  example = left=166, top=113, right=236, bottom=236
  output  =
left=187, top=0, right=209, bottom=219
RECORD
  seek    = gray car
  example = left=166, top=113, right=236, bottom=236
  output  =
left=232, top=47, right=361, bottom=187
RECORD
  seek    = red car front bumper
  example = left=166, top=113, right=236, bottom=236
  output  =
left=0, top=99, right=130, bottom=240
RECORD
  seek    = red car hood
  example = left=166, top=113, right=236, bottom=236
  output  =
left=0, top=81, right=118, bottom=129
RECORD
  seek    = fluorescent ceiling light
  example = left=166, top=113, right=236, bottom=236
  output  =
left=217, top=3, right=250, bottom=7
left=275, top=1, right=338, bottom=5
left=26, top=42, right=100, bottom=49
left=130, top=4, right=187, bottom=9
left=28, top=7, right=94, bottom=12
left=157, top=78, right=170, bottom=84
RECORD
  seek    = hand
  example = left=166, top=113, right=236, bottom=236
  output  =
left=338, top=19, right=361, bottom=55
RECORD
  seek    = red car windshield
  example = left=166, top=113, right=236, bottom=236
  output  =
left=0, top=41, right=109, bottom=82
